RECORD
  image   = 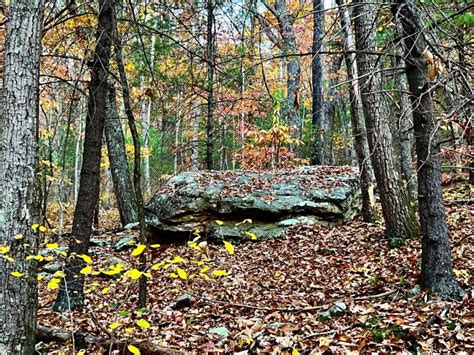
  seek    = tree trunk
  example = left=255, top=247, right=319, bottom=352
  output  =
left=336, top=0, right=376, bottom=222
left=353, top=0, right=418, bottom=246
left=141, top=34, right=156, bottom=197
left=0, top=0, right=44, bottom=352
left=112, top=4, right=147, bottom=307
left=393, top=0, right=464, bottom=299
left=311, top=0, right=325, bottom=165
left=323, top=55, right=343, bottom=165
left=53, top=0, right=113, bottom=312
left=393, top=27, right=417, bottom=201
left=105, top=79, right=138, bottom=226
left=206, top=0, right=215, bottom=170
left=276, top=0, right=301, bottom=139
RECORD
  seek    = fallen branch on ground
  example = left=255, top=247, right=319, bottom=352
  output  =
left=36, top=325, right=181, bottom=355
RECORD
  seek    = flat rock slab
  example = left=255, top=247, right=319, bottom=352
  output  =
left=145, top=166, right=361, bottom=242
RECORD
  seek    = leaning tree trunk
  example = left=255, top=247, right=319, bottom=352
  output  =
left=311, top=0, right=325, bottom=165
left=0, top=0, right=44, bottom=352
left=393, top=0, right=464, bottom=299
left=53, top=0, right=113, bottom=311
left=336, top=0, right=376, bottom=222
left=105, top=79, right=138, bottom=226
left=353, top=0, right=418, bottom=246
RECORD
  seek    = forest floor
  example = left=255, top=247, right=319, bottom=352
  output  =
left=37, top=174, right=473, bottom=354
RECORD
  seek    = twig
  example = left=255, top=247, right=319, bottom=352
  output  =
left=192, top=289, right=398, bottom=313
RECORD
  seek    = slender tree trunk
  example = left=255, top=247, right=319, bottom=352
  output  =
left=141, top=34, right=156, bottom=197
left=174, top=90, right=182, bottom=174
left=53, top=0, right=113, bottom=311
left=323, top=55, right=343, bottom=165
left=112, top=4, right=147, bottom=307
left=353, top=0, right=418, bottom=246
left=105, top=79, right=138, bottom=226
left=73, top=113, right=83, bottom=203
left=393, top=0, right=464, bottom=299
left=311, top=0, right=325, bottom=165
left=278, top=2, right=301, bottom=140
left=337, top=0, right=376, bottom=222
left=394, top=42, right=417, bottom=200
left=206, top=0, right=215, bottom=170
left=0, top=0, right=44, bottom=352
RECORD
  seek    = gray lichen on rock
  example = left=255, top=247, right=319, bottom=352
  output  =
left=145, top=166, right=362, bottom=242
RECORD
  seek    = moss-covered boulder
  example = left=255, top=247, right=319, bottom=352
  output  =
left=145, top=166, right=361, bottom=242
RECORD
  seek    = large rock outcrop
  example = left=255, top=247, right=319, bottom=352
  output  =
left=145, top=166, right=361, bottom=242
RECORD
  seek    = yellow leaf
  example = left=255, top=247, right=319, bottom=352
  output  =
left=151, top=261, right=165, bottom=270
left=136, top=319, right=150, bottom=329
left=102, top=263, right=123, bottom=275
left=292, top=349, right=299, bottom=355
left=245, top=231, right=257, bottom=240
left=31, top=224, right=39, bottom=231
left=14, top=234, right=24, bottom=239
left=176, top=267, right=187, bottom=280
left=80, top=254, right=92, bottom=263
left=168, top=273, right=178, bottom=278
left=11, top=271, right=24, bottom=277
left=131, top=244, right=146, bottom=256
left=319, top=336, right=331, bottom=347
left=187, top=241, right=201, bottom=251
left=215, top=220, right=224, bottom=225
left=80, top=265, right=92, bottom=275
left=53, top=271, right=66, bottom=278
left=0, top=246, right=10, bottom=254
left=127, top=345, right=141, bottom=355
left=223, top=241, right=234, bottom=255
left=78, top=351, right=85, bottom=355
left=170, top=256, right=187, bottom=264
left=150, top=244, right=160, bottom=248
left=2, top=256, right=14, bottom=262
left=125, top=327, right=134, bottom=334
left=39, top=226, right=47, bottom=232
left=26, top=254, right=43, bottom=261
left=109, top=322, right=120, bottom=330
left=235, top=218, right=252, bottom=226
left=143, top=272, right=152, bottom=278
left=37, top=275, right=44, bottom=281
left=101, top=287, right=110, bottom=294
left=200, top=273, right=210, bottom=280
left=47, top=278, right=61, bottom=289
left=200, top=266, right=209, bottom=273
left=125, top=269, right=142, bottom=280
left=46, top=243, right=59, bottom=249
left=212, top=270, right=228, bottom=277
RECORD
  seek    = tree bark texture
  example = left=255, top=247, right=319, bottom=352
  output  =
left=206, top=0, right=215, bottom=170
left=336, top=0, right=376, bottom=223
left=260, top=0, right=302, bottom=141
left=0, top=0, right=44, bottom=352
left=353, top=0, right=418, bottom=246
left=393, top=0, right=464, bottom=299
left=311, top=0, right=325, bottom=165
left=112, top=4, right=147, bottom=307
left=276, top=0, right=301, bottom=136
left=53, top=0, right=113, bottom=311
left=393, top=30, right=417, bottom=201
left=105, top=79, right=138, bottom=226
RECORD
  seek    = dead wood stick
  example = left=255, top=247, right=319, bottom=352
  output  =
left=192, top=289, right=398, bottom=313
left=36, top=325, right=181, bottom=354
